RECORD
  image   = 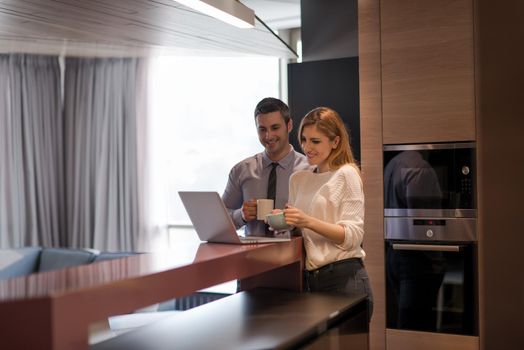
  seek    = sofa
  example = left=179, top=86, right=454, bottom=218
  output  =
left=0, top=247, right=139, bottom=281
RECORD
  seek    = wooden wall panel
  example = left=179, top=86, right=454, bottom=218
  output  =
left=358, top=1, right=385, bottom=349
left=475, top=0, right=524, bottom=349
left=381, top=0, right=475, bottom=144
left=387, top=329, right=478, bottom=350
left=360, top=0, right=524, bottom=348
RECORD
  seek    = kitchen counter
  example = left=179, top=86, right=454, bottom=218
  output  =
left=0, top=236, right=303, bottom=350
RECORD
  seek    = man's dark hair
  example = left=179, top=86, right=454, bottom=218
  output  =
left=254, top=97, right=291, bottom=123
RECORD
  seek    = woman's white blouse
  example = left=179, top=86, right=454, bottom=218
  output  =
left=289, top=164, right=365, bottom=271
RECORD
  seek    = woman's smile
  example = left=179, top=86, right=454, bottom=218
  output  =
left=306, top=152, right=318, bottom=161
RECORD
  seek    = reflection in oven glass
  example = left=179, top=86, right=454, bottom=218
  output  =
left=386, top=242, right=476, bottom=335
left=386, top=243, right=445, bottom=331
left=383, top=143, right=476, bottom=215
left=384, top=150, right=444, bottom=209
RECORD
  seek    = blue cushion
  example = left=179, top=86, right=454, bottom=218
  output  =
left=38, top=247, right=96, bottom=272
left=0, top=247, right=42, bottom=280
left=94, top=251, right=140, bottom=262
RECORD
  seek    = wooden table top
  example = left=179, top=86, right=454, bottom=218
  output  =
left=0, top=237, right=301, bottom=302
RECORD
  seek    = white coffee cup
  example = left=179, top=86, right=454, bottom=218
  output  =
left=256, top=199, right=274, bottom=220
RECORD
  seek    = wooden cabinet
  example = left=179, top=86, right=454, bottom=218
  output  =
left=361, top=0, right=524, bottom=349
left=380, top=0, right=476, bottom=144
left=386, top=329, right=478, bottom=350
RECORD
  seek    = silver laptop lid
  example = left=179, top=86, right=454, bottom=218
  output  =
left=178, top=191, right=242, bottom=244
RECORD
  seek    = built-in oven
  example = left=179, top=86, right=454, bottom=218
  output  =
left=384, top=142, right=478, bottom=336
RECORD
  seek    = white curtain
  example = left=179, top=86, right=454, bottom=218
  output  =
left=0, top=54, right=63, bottom=248
left=63, top=57, right=148, bottom=251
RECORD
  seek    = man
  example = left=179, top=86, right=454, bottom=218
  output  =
left=222, top=97, right=311, bottom=236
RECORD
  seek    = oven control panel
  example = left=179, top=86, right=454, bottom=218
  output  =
left=384, top=217, right=477, bottom=242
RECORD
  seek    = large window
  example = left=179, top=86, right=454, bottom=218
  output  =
left=149, top=56, right=280, bottom=226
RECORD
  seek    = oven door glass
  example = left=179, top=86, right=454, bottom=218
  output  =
left=386, top=241, right=477, bottom=335
left=384, top=143, right=475, bottom=217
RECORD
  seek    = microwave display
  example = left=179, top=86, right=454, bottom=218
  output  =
left=384, top=142, right=476, bottom=218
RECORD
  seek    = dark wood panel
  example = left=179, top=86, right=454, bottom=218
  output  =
left=381, top=0, right=475, bottom=143
left=93, top=289, right=369, bottom=350
left=358, top=0, right=385, bottom=349
left=387, top=329, right=478, bottom=350
left=475, top=1, right=524, bottom=349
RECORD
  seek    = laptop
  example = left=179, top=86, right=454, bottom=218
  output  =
left=178, top=191, right=290, bottom=244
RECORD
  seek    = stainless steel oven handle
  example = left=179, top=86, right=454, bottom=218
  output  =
left=392, top=243, right=462, bottom=252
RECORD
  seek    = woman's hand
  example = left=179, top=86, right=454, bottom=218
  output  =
left=283, top=204, right=346, bottom=244
left=283, top=205, right=311, bottom=229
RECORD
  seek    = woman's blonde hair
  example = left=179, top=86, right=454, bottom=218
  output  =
left=299, top=107, right=358, bottom=171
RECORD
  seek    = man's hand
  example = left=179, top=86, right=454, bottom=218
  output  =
left=241, top=199, right=257, bottom=222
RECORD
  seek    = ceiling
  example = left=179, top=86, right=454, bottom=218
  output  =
left=0, top=0, right=300, bottom=58
left=242, top=0, right=301, bottom=30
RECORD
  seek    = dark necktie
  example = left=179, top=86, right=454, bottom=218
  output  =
left=265, top=162, right=278, bottom=236
left=267, top=162, right=278, bottom=201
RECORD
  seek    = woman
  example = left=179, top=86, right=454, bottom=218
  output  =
left=283, top=107, right=373, bottom=318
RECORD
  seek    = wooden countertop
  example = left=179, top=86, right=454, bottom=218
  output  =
left=0, top=236, right=303, bottom=350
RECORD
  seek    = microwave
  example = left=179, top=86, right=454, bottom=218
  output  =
left=384, top=142, right=476, bottom=219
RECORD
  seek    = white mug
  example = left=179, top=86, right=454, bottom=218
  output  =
left=256, top=199, right=274, bottom=220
